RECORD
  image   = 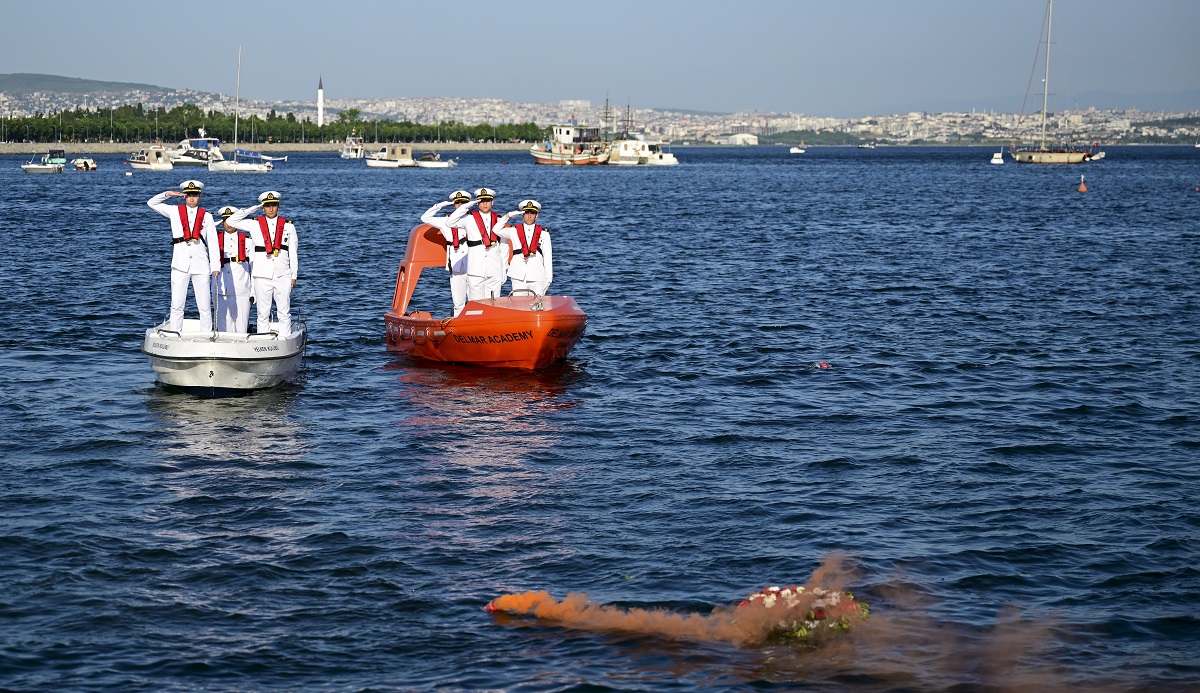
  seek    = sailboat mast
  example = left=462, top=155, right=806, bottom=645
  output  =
left=1040, top=0, right=1052, bottom=148
left=231, top=46, right=241, bottom=148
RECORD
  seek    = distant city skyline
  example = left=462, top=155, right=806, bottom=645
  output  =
left=2, top=0, right=1197, bottom=118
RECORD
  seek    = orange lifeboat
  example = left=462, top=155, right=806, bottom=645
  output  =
left=385, top=224, right=587, bottom=369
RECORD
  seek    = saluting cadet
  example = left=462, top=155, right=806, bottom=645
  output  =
left=446, top=187, right=507, bottom=300
left=420, top=189, right=472, bottom=316
left=214, top=206, right=253, bottom=333
left=226, top=191, right=299, bottom=335
left=146, top=180, right=220, bottom=332
left=496, top=199, right=554, bottom=296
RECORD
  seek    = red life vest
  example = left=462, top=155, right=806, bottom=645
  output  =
left=257, top=216, right=288, bottom=255
left=176, top=205, right=207, bottom=241
left=471, top=211, right=499, bottom=248
left=218, top=229, right=248, bottom=264
left=516, top=224, right=543, bottom=260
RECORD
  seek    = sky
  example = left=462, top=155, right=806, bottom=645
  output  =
left=4, top=0, right=1198, bottom=117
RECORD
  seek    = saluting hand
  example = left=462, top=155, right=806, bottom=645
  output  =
left=165, top=190, right=184, bottom=198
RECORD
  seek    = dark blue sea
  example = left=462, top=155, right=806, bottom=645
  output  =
left=1, top=145, right=1198, bottom=692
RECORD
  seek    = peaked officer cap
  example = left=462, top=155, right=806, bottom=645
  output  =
left=519, top=199, right=542, bottom=213
left=449, top=190, right=472, bottom=203
left=258, top=190, right=282, bottom=205
left=473, top=187, right=495, bottom=201
left=218, top=206, right=239, bottom=218
left=180, top=180, right=204, bottom=194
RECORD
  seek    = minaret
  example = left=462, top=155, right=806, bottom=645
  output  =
left=317, top=75, right=324, bottom=127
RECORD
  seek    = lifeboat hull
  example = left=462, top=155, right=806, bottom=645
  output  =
left=385, top=295, right=586, bottom=370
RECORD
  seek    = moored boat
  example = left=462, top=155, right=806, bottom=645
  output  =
left=142, top=318, right=307, bottom=397
left=385, top=224, right=587, bottom=369
left=606, top=138, right=651, bottom=165
left=340, top=133, right=366, bottom=159
left=72, top=157, right=98, bottom=171
left=366, top=144, right=417, bottom=168
left=530, top=124, right=608, bottom=165
left=1010, top=0, right=1104, bottom=164
left=644, top=139, right=679, bottom=165
left=21, top=149, right=66, bottom=174
left=128, top=144, right=174, bottom=171
left=414, top=151, right=457, bottom=168
left=166, top=129, right=225, bottom=166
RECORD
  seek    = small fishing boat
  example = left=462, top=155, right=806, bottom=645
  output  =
left=21, top=149, right=66, bottom=174
left=990, top=149, right=1005, bottom=165
left=142, top=318, right=307, bottom=397
left=72, top=157, right=98, bottom=171
left=384, top=224, right=587, bottom=369
left=340, top=133, right=366, bottom=159
left=366, top=144, right=417, bottom=168
left=414, top=151, right=457, bottom=168
left=128, top=144, right=174, bottom=171
left=530, top=124, right=608, bottom=165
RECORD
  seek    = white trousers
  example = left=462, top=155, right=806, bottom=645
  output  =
left=253, top=275, right=292, bottom=335
left=509, top=277, right=548, bottom=296
left=215, top=262, right=253, bottom=333
left=449, top=271, right=468, bottom=316
left=170, top=267, right=212, bottom=332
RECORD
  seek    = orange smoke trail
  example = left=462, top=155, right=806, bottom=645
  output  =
left=485, top=557, right=867, bottom=647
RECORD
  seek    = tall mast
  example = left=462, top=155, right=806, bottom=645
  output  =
left=233, top=46, right=242, bottom=148
left=1040, top=0, right=1052, bottom=148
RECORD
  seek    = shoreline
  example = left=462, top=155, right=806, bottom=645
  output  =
left=0, top=141, right=532, bottom=155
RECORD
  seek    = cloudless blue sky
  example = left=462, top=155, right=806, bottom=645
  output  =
left=4, top=0, right=1197, bottom=116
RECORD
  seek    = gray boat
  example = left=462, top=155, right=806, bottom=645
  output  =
left=142, top=318, right=306, bottom=397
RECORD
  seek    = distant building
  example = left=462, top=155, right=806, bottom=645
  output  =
left=317, top=76, right=324, bottom=127
left=727, top=133, right=758, bottom=145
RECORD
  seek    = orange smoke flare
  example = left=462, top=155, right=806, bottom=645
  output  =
left=485, top=560, right=868, bottom=647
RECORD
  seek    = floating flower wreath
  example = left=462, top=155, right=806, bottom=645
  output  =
left=738, top=585, right=869, bottom=640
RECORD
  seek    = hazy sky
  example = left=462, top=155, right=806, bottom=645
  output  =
left=4, top=0, right=1197, bottom=116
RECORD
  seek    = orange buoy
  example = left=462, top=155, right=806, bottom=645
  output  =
left=1077, top=174, right=1087, bottom=193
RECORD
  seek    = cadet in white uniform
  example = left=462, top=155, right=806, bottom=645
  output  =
left=226, top=191, right=299, bottom=335
left=146, top=180, right=220, bottom=332
left=496, top=199, right=554, bottom=296
left=420, top=189, right=472, bottom=316
left=214, top=206, right=253, bottom=333
left=445, top=187, right=507, bottom=300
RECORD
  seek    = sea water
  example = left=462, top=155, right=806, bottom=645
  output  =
left=0, top=146, right=1197, bottom=691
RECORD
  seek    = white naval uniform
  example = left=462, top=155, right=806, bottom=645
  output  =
left=446, top=203, right=507, bottom=300
left=420, top=201, right=469, bottom=316
left=496, top=222, right=554, bottom=296
left=227, top=205, right=299, bottom=335
left=214, top=226, right=253, bottom=333
left=147, top=193, right=220, bottom=332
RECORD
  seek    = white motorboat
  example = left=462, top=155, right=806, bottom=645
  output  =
left=142, top=318, right=307, bottom=397
left=643, top=140, right=679, bottom=165
left=606, top=139, right=650, bottom=166
left=128, top=145, right=174, bottom=171
left=990, top=150, right=1005, bottom=165
left=72, top=157, right=98, bottom=171
left=789, top=146, right=806, bottom=154
left=366, top=144, right=417, bottom=168
left=414, top=151, right=457, bottom=168
left=209, top=149, right=274, bottom=173
left=340, top=134, right=366, bottom=159
left=21, top=149, right=66, bottom=174
left=166, top=130, right=225, bottom=166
